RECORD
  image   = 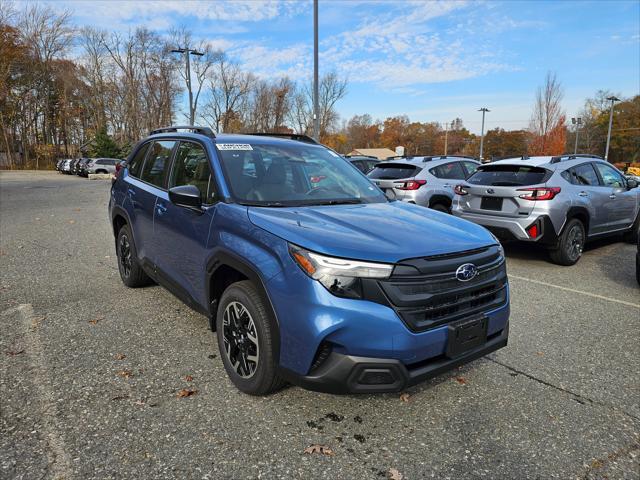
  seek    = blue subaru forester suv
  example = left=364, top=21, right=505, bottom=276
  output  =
left=109, top=126, right=510, bottom=395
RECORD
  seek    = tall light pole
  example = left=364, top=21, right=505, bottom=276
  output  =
left=604, top=96, right=620, bottom=161
left=171, top=47, right=204, bottom=125
left=478, top=107, right=489, bottom=161
left=443, top=121, right=449, bottom=155
left=312, top=0, right=320, bottom=141
left=571, top=117, right=582, bottom=154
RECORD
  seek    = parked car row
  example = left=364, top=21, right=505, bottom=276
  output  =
left=365, top=154, right=640, bottom=266
left=56, top=157, right=122, bottom=177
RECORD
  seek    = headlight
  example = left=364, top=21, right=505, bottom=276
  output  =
left=488, top=233, right=504, bottom=257
left=289, top=244, right=393, bottom=299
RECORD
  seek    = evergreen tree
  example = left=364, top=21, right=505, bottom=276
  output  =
left=91, top=128, right=121, bottom=158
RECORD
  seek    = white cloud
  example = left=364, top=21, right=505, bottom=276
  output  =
left=232, top=43, right=311, bottom=81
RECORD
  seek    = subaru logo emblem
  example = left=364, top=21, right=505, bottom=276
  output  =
left=486, top=188, right=495, bottom=194
left=456, top=263, right=477, bottom=282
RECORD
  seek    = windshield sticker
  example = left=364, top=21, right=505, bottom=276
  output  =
left=216, top=143, right=253, bottom=151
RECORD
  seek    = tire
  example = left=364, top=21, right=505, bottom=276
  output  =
left=116, top=224, right=151, bottom=287
left=623, top=212, right=640, bottom=244
left=96, top=169, right=108, bottom=174
left=216, top=280, right=285, bottom=395
left=549, top=218, right=586, bottom=266
left=431, top=203, right=450, bottom=214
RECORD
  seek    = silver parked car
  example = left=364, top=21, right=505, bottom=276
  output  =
left=452, top=154, right=640, bottom=265
left=367, top=156, right=480, bottom=213
left=85, top=158, right=120, bottom=175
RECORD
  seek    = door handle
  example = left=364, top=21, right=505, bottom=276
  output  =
left=578, top=191, right=588, bottom=197
left=155, top=203, right=167, bottom=215
left=609, top=194, right=616, bottom=199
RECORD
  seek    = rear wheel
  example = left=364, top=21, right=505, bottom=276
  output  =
left=549, top=218, right=585, bottom=266
left=216, top=280, right=284, bottom=395
left=430, top=203, right=450, bottom=214
left=116, top=224, right=151, bottom=287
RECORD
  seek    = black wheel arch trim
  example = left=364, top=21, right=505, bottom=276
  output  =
left=205, top=249, right=281, bottom=332
left=110, top=205, right=132, bottom=237
left=564, top=206, right=590, bottom=235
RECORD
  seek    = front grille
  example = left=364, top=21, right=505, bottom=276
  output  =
left=376, top=245, right=508, bottom=332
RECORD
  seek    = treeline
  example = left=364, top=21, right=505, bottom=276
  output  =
left=0, top=4, right=347, bottom=168
left=323, top=86, right=639, bottom=163
left=1, top=4, right=637, bottom=169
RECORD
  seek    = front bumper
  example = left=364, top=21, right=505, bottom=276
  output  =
left=280, top=321, right=509, bottom=394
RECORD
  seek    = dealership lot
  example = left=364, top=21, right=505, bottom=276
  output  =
left=1, top=171, right=638, bottom=479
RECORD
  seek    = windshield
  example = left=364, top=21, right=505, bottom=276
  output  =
left=467, top=164, right=550, bottom=186
left=215, top=142, right=386, bottom=207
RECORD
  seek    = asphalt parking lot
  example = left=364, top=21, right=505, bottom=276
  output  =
left=1, top=171, right=639, bottom=480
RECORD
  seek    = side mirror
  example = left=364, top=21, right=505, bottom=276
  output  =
left=169, top=185, right=202, bottom=212
left=627, top=178, right=639, bottom=189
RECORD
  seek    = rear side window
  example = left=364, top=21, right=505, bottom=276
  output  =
left=128, top=143, right=150, bottom=178
left=169, top=142, right=217, bottom=204
left=368, top=163, right=422, bottom=180
left=429, top=162, right=466, bottom=180
left=140, top=140, right=175, bottom=188
left=567, top=163, right=600, bottom=186
left=467, top=165, right=550, bottom=186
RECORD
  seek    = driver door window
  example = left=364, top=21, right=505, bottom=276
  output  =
left=594, top=163, right=626, bottom=189
left=169, top=142, right=217, bottom=204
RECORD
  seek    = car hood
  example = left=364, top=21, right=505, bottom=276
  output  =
left=248, top=201, right=496, bottom=263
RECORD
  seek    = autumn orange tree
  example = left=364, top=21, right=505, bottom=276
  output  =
left=528, top=72, right=566, bottom=155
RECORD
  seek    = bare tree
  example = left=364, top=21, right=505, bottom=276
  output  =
left=169, top=27, right=222, bottom=124
left=202, top=55, right=254, bottom=132
left=289, top=71, right=347, bottom=136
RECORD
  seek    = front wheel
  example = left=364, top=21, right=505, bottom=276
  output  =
left=216, top=281, right=284, bottom=395
left=549, top=218, right=585, bottom=266
left=430, top=203, right=450, bottom=214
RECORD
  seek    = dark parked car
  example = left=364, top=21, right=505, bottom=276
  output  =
left=76, top=158, right=93, bottom=177
left=109, top=126, right=510, bottom=395
left=345, top=155, right=380, bottom=174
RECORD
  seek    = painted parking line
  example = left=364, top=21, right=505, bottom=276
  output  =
left=509, top=274, right=640, bottom=309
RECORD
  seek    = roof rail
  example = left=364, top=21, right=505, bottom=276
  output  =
left=421, top=155, right=477, bottom=162
left=150, top=125, right=216, bottom=137
left=521, top=155, right=530, bottom=160
left=248, top=132, right=318, bottom=144
left=549, top=153, right=603, bottom=164
left=345, top=154, right=378, bottom=159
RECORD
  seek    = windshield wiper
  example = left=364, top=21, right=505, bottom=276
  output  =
left=311, top=199, right=363, bottom=206
left=241, top=201, right=288, bottom=207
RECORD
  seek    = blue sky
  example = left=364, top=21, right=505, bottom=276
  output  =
left=48, top=0, right=639, bottom=133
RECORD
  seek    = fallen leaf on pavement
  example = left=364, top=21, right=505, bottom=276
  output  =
left=111, top=395, right=129, bottom=401
left=88, top=315, right=105, bottom=325
left=114, top=353, right=126, bottom=360
left=399, top=393, right=410, bottom=403
left=455, top=376, right=467, bottom=385
left=536, top=351, right=544, bottom=356
left=6, top=349, right=25, bottom=356
left=134, top=399, right=146, bottom=406
left=68, top=219, right=75, bottom=224
left=303, top=444, right=335, bottom=456
left=117, top=369, right=133, bottom=379
left=185, top=375, right=193, bottom=381
left=389, top=468, right=403, bottom=480
left=177, top=388, right=197, bottom=398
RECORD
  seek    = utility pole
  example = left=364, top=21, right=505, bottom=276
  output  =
left=443, top=122, right=449, bottom=155
left=312, top=0, right=320, bottom=141
left=478, top=107, right=489, bottom=161
left=171, top=47, right=204, bottom=125
left=604, top=96, right=619, bottom=161
left=571, top=117, right=582, bottom=154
